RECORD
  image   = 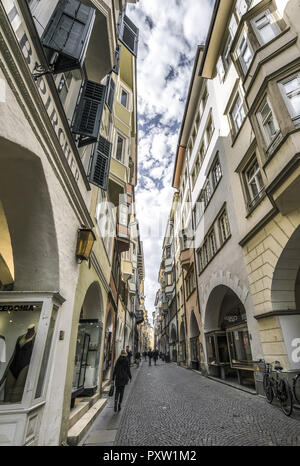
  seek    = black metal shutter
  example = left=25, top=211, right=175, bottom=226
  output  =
left=105, top=75, right=115, bottom=112
left=71, top=80, right=105, bottom=147
left=112, top=45, right=121, bottom=74
left=41, top=0, right=95, bottom=73
left=89, top=136, right=112, bottom=190
left=119, top=15, right=139, bottom=56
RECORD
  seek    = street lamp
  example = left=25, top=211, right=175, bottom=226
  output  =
left=75, top=226, right=96, bottom=263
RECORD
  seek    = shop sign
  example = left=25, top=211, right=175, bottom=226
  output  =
left=0, top=302, right=42, bottom=312
left=3, top=0, right=82, bottom=186
left=223, top=309, right=247, bottom=326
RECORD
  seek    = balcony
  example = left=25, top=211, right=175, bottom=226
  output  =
left=121, top=259, right=133, bottom=281
left=116, top=224, right=130, bottom=253
left=180, top=248, right=193, bottom=271
left=128, top=280, right=136, bottom=294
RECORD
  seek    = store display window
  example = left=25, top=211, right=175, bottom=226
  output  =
left=0, top=303, right=42, bottom=404
left=73, top=320, right=103, bottom=396
left=227, top=326, right=252, bottom=367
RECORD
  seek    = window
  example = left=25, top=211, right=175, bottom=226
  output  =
left=229, top=14, right=238, bottom=39
left=167, top=272, right=172, bottom=286
left=121, top=89, right=128, bottom=108
left=209, top=230, right=217, bottom=258
left=223, top=35, right=232, bottom=71
left=204, top=181, right=212, bottom=207
left=166, top=246, right=171, bottom=259
left=198, top=249, right=204, bottom=272
left=194, top=195, right=204, bottom=226
left=212, top=157, right=222, bottom=188
left=217, top=56, right=225, bottom=82
left=244, top=157, right=264, bottom=207
left=236, top=0, right=251, bottom=19
left=280, top=73, right=300, bottom=119
left=219, top=210, right=231, bottom=243
left=238, top=34, right=253, bottom=73
left=203, top=241, right=209, bottom=266
left=186, top=269, right=195, bottom=296
left=257, top=98, right=279, bottom=146
left=231, top=94, right=246, bottom=134
left=199, top=141, right=206, bottom=163
left=206, top=116, right=214, bottom=145
left=116, top=135, right=124, bottom=161
left=252, top=10, right=280, bottom=45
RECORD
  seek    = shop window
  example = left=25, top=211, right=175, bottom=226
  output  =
left=35, top=306, right=58, bottom=398
left=227, top=327, right=253, bottom=367
left=251, top=10, right=280, bottom=45
left=230, top=94, right=246, bottom=135
left=279, top=73, right=300, bottom=121
left=237, top=34, right=254, bottom=74
left=0, top=303, right=42, bottom=404
left=219, top=209, right=231, bottom=244
left=256, top=97, right=280, bottom=147
left=244, top=156, right=265, bottom=209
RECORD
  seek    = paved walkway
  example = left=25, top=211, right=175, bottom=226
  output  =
left=81, top=360, right=300, bottom=446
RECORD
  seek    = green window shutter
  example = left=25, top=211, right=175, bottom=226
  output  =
left=89, top=136, right=112, bottom=190
left=112, top=45, right=121, bottom=74
left=71, top=80, right=105, bottom=147
left=119, top=15, right=139, bottom=57
left=41, top=0, right=95, bottom=73
left=105, top=74, right=115, bottom=113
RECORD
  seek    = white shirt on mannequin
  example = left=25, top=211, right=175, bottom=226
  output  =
left=0, top=336, right=6, bottom=363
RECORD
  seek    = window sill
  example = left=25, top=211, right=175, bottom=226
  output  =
left=245, top=190, right=267, bottom=218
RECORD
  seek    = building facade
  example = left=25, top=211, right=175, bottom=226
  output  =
left=0, top=0, right=143, bottom=446
left=155, top=0, right=300, bottom=394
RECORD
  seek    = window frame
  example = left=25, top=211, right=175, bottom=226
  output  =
left=243, top=155, right=265, bottom=209
left=256, top=96, right=280, bottom=147
left=230, top=93, right=246, bottom=135
left=251, top=9, right=280, bottom=46
left=115, top=133, right=126, bottom=163
left=218, top=209, right=231, bottom=245
left=237, top=32, right=254, bottom=74
left=279, top=72, right=300, bottom=121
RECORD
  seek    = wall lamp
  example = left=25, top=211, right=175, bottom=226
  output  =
left=76, top=226, right=96, bottom=263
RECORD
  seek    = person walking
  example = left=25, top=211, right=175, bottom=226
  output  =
left=112, top=349, right=132, bottom=412
left=153, top=349, right=159, bottom=366
left=143, top=351, right=147, bottom=361
left=148, top=349, right=153, bottom=366
left=135, top=351, right=141, bottom=368
left=126, top=345, right=132, bottom=366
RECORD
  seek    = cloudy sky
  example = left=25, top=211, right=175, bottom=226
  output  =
left=127, top=0, right=214, bottom=321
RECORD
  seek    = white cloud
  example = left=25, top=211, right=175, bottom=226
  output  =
left=127, top=0, right=214, bottom=321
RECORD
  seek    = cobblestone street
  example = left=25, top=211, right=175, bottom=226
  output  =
left=82, top=360, right=300, bottom=446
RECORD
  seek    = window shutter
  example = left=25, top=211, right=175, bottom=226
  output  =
left=89, top=136, right=112, bottom=190
left=105, top=75, right=116, bottom=113
left=71, top=80, right=106, bottom=147
left=119, top=15, right=139, bottom=56
left=41, top=0, right=95, bottom=73
left=112, top=45, right=121, bottom=74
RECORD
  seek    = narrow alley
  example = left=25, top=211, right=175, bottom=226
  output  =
left=81, top=361, right=300, bottom=447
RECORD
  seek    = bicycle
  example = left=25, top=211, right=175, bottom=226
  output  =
left=292, top=372, right=300, bottom=405
left=263, top=361, right=293, bottom=416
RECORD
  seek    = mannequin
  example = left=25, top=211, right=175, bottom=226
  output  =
left=0, top=325, right=36, bottom=402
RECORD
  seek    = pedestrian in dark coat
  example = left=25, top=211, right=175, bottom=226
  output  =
left=148, top=349, right=153, bottom=366
left=112, top=350, right=132, bottom=412
left=153, top=349, right=159, bottom=365
left=143, top=351, right=147, bottom=361
left=126, top=345, right=132, bottom=365
left=135, top=351, right=141, bottom=368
